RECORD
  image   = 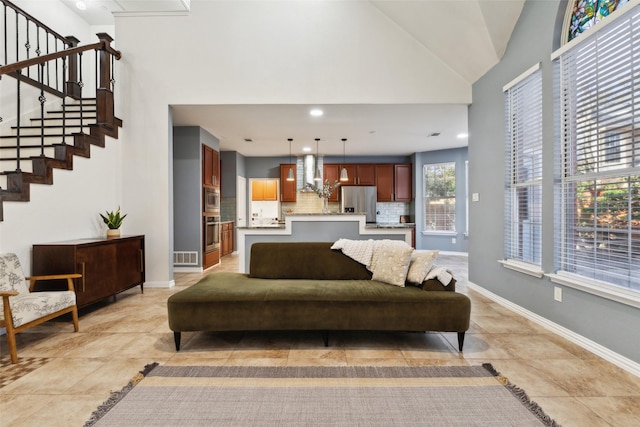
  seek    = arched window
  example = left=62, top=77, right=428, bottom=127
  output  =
left=565, top=0, right=630, bottom=42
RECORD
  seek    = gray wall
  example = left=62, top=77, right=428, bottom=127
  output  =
left=414, top=147, right=468, bottom=253
left=172, top=126, right=219, bottom=266
left=468, top=0, right=639, bottom=363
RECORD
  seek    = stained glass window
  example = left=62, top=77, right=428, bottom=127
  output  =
left=568, top=0, right=629, bottom=41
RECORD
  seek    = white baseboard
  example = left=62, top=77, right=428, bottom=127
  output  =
left=143, top=280, right=175, bottom=289
left=173, top=266, right=204, bottom=273
left=439, top=251, right=468, bottom=257
left=466, top=281, right=640, bottom=378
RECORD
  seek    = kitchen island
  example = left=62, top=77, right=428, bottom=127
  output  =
left=237, top=213, right=412, bottom=273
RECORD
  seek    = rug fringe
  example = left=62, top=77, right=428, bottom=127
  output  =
left=482, top=363, right=561, bottom=427
left=84, top=362, right=159, bottom=427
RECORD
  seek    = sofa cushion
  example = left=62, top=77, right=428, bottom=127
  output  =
left=406, top=250, right=439, bottom=285
left=370, top=243, right=414, bottom=287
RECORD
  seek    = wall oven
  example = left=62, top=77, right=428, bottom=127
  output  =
left=204, top=188, right=220, bottom=213
left=204, top=215, right=220, bottom=252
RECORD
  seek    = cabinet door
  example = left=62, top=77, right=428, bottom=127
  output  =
left=375, top=164, right=394, bottom=202
left=203, top=145, right=213, bottom=187
left=264, top=179, right=278, bottom=201
left=116, top=238, right=145, bottom=289
left=212, top=149, right=220, bottom=187
left=76, top=244, right=117, bottom=306
left=339, top=164, right=357, bottom=185
left=394, top=164, right=412, bottom=201
left=251, top=180, right=264, bottom=201
left=323, top=164, right=340, bottom=202
left=280, top=164, right=297, bottom=202
left=357, top=164, right=376, bottom=185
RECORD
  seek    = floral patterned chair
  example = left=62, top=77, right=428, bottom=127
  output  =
left=0, top=253, right=81, bottom=364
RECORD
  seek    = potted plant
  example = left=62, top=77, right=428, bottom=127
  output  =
left=100, top=207, right=127, bottom=238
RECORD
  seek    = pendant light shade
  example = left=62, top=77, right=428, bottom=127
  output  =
left=314, top=138, right=322, bottom=181
left=286, top=138, right=294, bottom=181
left=340, top=138, right=349, bottom=181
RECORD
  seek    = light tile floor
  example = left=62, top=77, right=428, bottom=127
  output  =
left=1, top=254, right=639, bottom=426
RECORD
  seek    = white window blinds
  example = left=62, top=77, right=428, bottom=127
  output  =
left=555, top=5, right=640, bottom=291
left=504, top=65, right=543, bottom=266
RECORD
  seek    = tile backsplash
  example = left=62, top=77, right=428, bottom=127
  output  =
left=223, top=193, right=412, bottom=224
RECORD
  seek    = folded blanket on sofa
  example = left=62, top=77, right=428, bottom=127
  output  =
left=332, top=239, right=454, bottom=287
left=425, top=266, right=454, bottom=287
left=331, top=239, right=375, bottom=267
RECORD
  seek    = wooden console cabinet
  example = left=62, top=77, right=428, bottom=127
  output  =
left=32, top=235, right=145, bottom=308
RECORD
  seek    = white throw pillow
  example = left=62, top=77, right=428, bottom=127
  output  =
left=370, top=243, right=414, bottom=287
left=406, top=250, right=439, bottom=285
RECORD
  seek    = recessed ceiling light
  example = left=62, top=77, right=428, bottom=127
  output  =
left=457, top=133, right=468, bottom=139
left=76, top=0, right=87, bottom=10
left=302, top=147, right=311, bottom=152
left=309, top=109, right=323, bottom=117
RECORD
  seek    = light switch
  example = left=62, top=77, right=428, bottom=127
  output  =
left=472, top=193, right=480, bottom=202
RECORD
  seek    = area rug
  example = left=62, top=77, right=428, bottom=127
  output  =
left=85, top=363, right=559, bottom=426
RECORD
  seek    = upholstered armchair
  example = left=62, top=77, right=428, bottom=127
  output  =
left=0, top=253, right=81, bottom=364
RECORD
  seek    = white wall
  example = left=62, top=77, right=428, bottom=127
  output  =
left=115, top=0, right=472, bottom=285
left=0, top=1, right=120, bottom=274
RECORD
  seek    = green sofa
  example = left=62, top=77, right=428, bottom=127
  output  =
left=167, top=242, right=471, bottom=351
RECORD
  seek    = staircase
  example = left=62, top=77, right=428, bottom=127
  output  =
left=0, top=0, right=122, bottom=221
left=0, top=99, right=122, bottom=202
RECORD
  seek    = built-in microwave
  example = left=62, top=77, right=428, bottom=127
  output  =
left=204, top=188, right=220, bottom=213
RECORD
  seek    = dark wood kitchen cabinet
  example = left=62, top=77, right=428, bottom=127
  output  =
left=202, top=145, right=219, bottom=187
left=339, top=164, right=375, bottom=186
left=394, top=163, right=412, bottom=201
left=32, top=235, right=145, bottom=308
left=375, top=164, right=394, bottom=202
left=322, top=164, right=341, bottom=202
left=279, top=164, right=297, bottom=202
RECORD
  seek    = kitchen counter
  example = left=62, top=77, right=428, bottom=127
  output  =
left=237, top=214, right=412, bottom=272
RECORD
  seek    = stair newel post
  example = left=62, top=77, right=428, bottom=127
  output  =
left=64, top=36, right=80, bottom=99
left=38, top=62, right=45, bottom=156
left=96, top=33, right=116, bottom=129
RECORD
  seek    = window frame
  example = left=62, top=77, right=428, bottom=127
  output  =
left=423, top=162, right=457, bottom=235
left=549, top=3, right=640, bottom=305
left=502, top=63, right=544, bottom=277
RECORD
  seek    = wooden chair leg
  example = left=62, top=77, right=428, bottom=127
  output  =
left=6, top=326, right=18, bottom=364
left=71, top=306, right=80, bottom=332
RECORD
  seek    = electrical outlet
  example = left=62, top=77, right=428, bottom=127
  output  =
left=554, top=287, right=562, bottom=302
left=451, top=237, right=457, bottom=244
left=472, top=193, right=480, bottom=202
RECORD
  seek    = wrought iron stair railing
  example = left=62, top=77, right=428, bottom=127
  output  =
left=0, top=0, right=122, bottom=221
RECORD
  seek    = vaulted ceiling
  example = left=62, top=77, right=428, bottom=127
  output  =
left=61, top=0, right=526, bottom=156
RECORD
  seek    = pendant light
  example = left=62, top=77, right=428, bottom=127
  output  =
left=313, top=138, right=322, bottom=181
left=286, top=138, right=295, bottom=181
left=339, top=138, right=349, bottom=181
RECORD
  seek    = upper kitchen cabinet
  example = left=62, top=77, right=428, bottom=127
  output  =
left=280, top=164, right=297, bottom=202
left=322, top=164, right=340, bottom=202
left=375, top=164, right=394, bottom=202
left=339, top=164, right=375, bottom=186
left=394, top=164, right=412, bottom=201
left=202, top=145, right=220, bottom=188
left=252, top=179, right=278, bottom=201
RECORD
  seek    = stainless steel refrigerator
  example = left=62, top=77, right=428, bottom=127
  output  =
left=340, top=186, right=377, bottom=223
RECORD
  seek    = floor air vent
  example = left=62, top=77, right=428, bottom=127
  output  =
left=173, top=251, right=198, bottom=265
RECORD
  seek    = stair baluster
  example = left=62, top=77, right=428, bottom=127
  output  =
left=38, top=62, right=45, bottom=156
